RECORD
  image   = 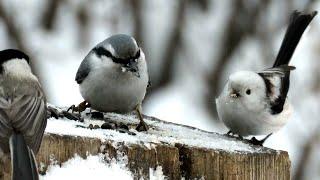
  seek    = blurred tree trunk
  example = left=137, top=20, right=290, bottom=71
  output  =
left=0, top=2, right=43, bottom=85
left=77, top=3, right=90, bottom=49
left=293, top=129, right=320, bottom=180
left=129, top=0, right=143, bottom=46
left=41, top=0, right=64, bottom=31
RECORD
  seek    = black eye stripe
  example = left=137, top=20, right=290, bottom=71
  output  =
left=93, top=47, right=141, bottom=65
left=93, top=47, right=112, bottom=58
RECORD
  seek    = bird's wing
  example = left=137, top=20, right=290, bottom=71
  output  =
left=258, top=65, right=295, bottom=114
left=75, top=57, right=91, bottom=84
left=0, top=83, right=47, bottom=154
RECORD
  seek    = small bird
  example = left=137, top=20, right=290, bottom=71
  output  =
left=71, top=34, right=149, bottom=131
left=0, top=49, right=47, bottom=179
left=216, top=10, right=317, bottom=145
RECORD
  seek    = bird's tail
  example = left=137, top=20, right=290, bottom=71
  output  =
left=273, top=10, right=317, bottom=67
left=9, top=133, right=39, bottom=180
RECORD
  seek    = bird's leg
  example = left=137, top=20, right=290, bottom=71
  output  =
left=135, top=104, right=149, bottom=132
left=249, top=133, right=273, bottom=146
left=67, top=101, right=90, bottom=116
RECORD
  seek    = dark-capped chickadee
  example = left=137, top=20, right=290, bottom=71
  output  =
left=72, top=34, right=149, bottom=131
left=0, top=49, right=47, bottom=179
left=216, top=11, right=317, bottom=145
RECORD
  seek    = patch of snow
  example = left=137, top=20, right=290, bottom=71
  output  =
left=149, top=166, right=166, bottom=180
left=45, top=109, right=269, bottom=153
left=41, top=154, right=133, bottom=180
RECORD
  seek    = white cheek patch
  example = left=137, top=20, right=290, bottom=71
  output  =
left=121, top=67, right=127, bottom=72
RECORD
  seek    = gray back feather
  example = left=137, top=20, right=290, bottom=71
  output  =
left=75, top=56, right=91, bottom=84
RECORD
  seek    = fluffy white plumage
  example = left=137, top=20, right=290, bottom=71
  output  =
left=216, top=71, right=292, bottom=136
left=216, top=11, right=317, bottom=139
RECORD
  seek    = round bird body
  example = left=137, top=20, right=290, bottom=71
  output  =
left=79, top=49, right=148, bottom=113
left=216, top=11, right=317, bottom=144
left=75, top=34, right=149, bottom=129
left=216, top=71, right=292, bottom=136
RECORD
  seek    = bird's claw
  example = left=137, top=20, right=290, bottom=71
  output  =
left=135, top=104, right=149, bottom=132
left=136, top=121, right=149, bottom=132
left=62, top=111, right=84, bottom=122
left=249, top=137, right=264, bottom=146
left=248, top=134, right=272, bottom=146
left=47, top=106, right=60, bottom=119
left=67, top=101, right=90, bottom=114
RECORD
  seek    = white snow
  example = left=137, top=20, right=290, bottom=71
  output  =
left=41, top=154, right=133, bottom=180
left=41, top=153, right=167, bottom=180
left=149, top=166, right=166, bottom=180
left=45, top=107, right=268, bottom=153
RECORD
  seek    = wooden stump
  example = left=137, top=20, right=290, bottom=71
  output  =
left=0, top=112, right=291, bottom=179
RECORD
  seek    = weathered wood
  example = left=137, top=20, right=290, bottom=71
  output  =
left=0, top=113, right=291, bottom=180
left=177, top=144, right=290, bottom=179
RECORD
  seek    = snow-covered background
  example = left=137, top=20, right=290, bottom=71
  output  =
left=0, top=0, right=319, bottom=179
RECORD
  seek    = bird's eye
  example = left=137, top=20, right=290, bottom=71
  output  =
left=246, top=89, right=251, bottom=95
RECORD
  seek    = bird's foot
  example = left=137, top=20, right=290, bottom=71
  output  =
left=136, top=120, right=149, bottom=132
left=62, top=111, right=83, bottom=122
left=47, top=106, right=60, bottom=119
left=67, top=101, right=90, bottom=114
left=249, top=133, right=272, bottom=146
left=135, top=104, right=149, bottom=132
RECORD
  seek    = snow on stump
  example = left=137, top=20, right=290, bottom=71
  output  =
left=0, top=108, right=291, bottom=179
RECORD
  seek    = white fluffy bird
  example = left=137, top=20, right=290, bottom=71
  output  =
left=216, top=10, right=317, bottom=145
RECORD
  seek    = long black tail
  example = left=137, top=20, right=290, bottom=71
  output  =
left=273, top=10, right=317, bottom=67
left=9, top=133, right=39, bottom=180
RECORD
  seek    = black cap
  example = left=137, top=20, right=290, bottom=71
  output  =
left=0, top=49, right=29, bottom=65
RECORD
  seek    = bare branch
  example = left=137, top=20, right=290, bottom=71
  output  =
left=129, top=0, right=143, bottom=45
left=41, top=0, right=63, bottom=31
left=146, top=0, right=187, bottom=98
left=0, top=2, right=44, bottom=91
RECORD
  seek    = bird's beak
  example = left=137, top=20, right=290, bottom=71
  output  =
left=229, top=89, right=240, bottom=98
left=124, top=60, right=140, bottom=78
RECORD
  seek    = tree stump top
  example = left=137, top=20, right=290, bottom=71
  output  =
left=1, top=107, right=291, bottom=179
